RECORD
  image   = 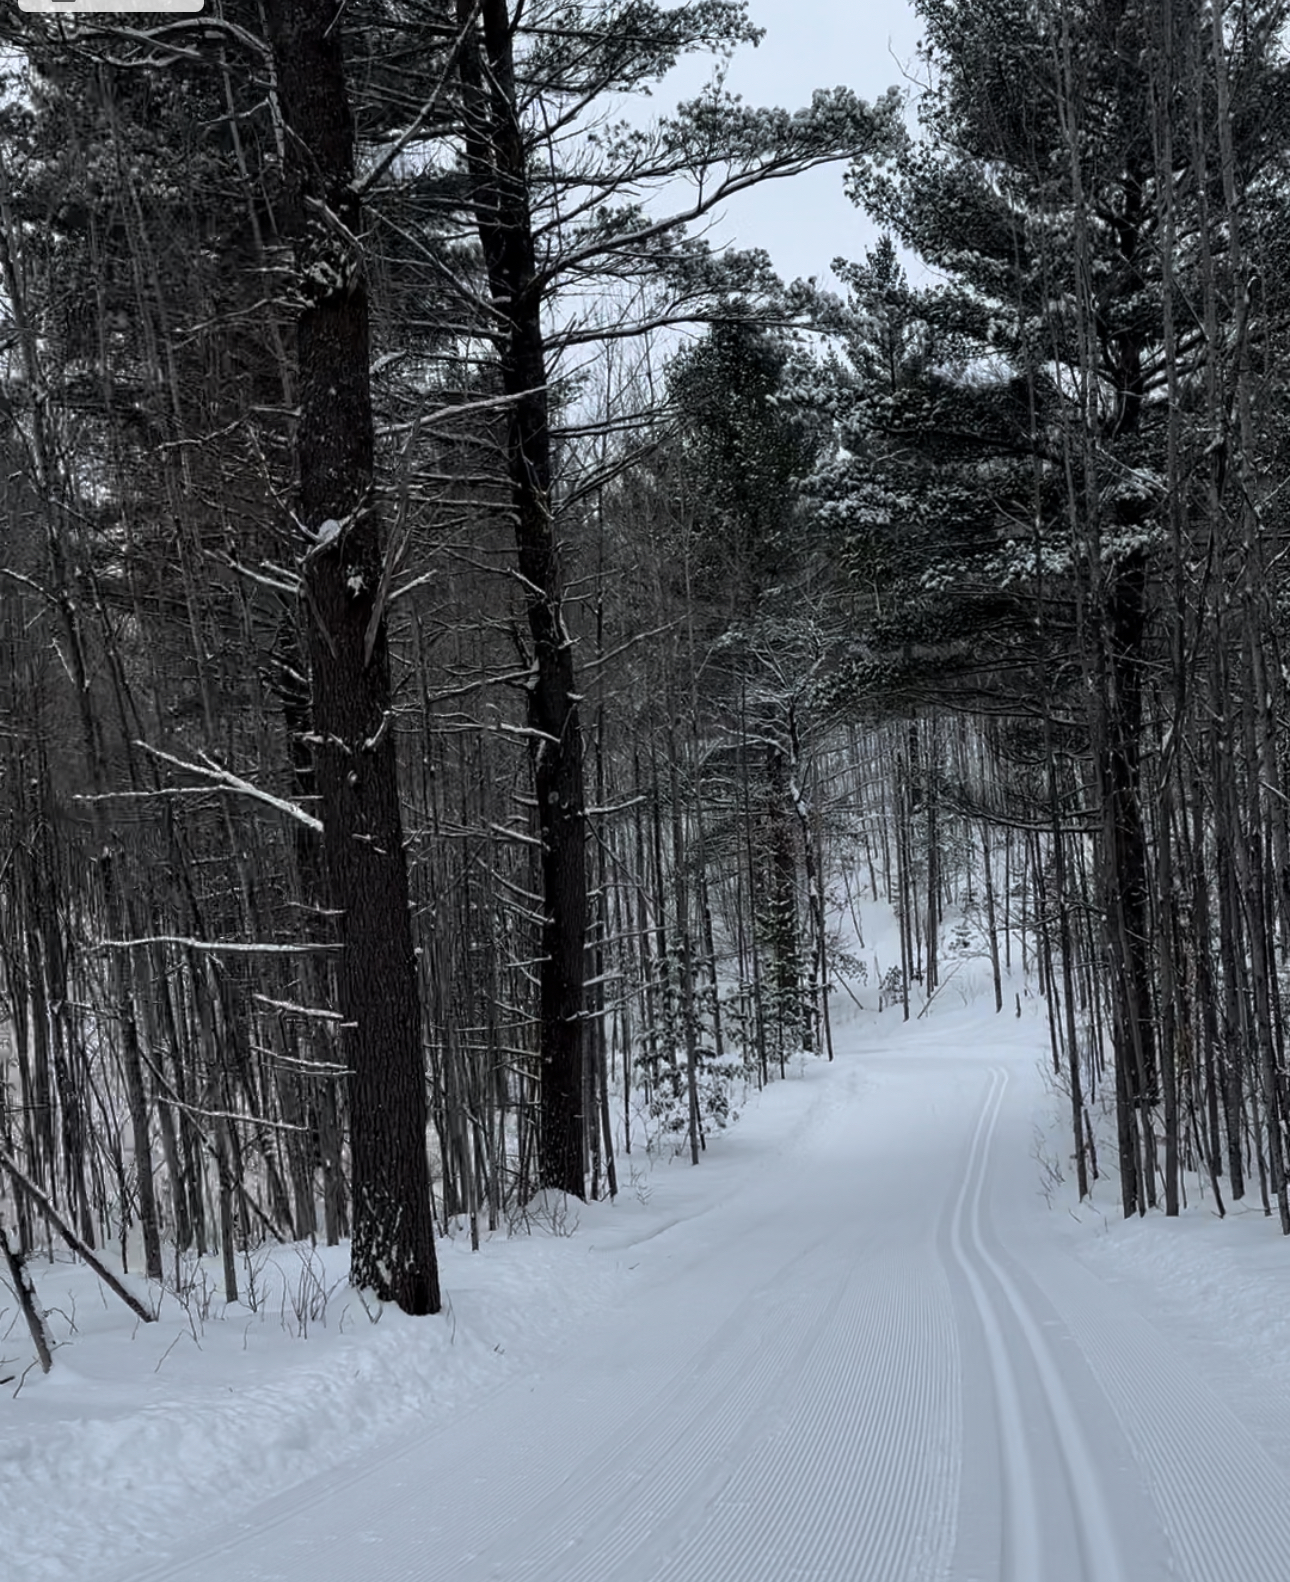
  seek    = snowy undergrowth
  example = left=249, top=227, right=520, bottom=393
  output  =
left=1, top=1221, right=626, bottom=1581
left=1034, top=1028, right=1290, bottom=1470
left=0, top=1004, right=864, bottom=1582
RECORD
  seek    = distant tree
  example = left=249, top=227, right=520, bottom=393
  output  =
left=665, top=321, right=830, bottom=1062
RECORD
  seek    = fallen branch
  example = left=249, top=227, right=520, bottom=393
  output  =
left=0, top=1214, right=53, bottom=1373
left=0, top=1149, right=156, bottom=1323
left=915, top=960, right=964, bottom=1020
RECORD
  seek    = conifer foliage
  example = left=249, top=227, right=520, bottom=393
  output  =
left=835, top=0, right=1290, bottom=1219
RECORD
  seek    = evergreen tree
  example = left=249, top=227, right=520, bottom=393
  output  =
left=665, top=321, right=830, bottom=1062
left=450, top=0, right=898, bottom=1191
left=841, top=0, right=1290, bottom=1213
left=263, top=0, right=440, bottom=1313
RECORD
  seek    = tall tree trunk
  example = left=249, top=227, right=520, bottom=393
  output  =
left=764, top=733, right=803, bottom=1060
left=457, top=0, right=586, bottom=1196
left=981, top=821, right=1004, bottom=1014
left=1101, top=552, right=1159, bottom=1112
left=99, top=850, right=163, bottom=1281
left=264, top=0, right=440, bottom=1314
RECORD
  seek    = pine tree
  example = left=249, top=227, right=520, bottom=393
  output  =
left=842, top=0, right=1290, bottom=1215
left=263, top=0, right=440, bottom=1313
left=450, top=0, right=899, bottom=1192
left=665, top=322, right=829, bottom=1063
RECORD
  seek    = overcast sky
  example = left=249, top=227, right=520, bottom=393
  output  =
left=651, top=0, right=925, bottom=291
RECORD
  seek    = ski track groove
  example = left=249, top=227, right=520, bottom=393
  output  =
left=946, top=1065, right=1127, bottom=1582
left=946, top=1066, right=1040, bottom=1581
left=649, top=1257, right=958, bottom=1582
left=107, top=1050, right=1290, bottom=1582
left=437, top=1224, right=857, bottom=1582
left=1033, top=1240, right=1290, bottom=1581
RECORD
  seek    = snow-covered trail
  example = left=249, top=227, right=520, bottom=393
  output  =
left=106, top=1043, right=1290, bottom=1582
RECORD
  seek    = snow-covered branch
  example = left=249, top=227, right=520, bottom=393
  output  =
left=98, top=936, right=341, bottom=955
left=135, top=743, right=323, bottom=832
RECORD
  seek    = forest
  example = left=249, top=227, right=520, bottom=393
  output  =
left=1, top=0, right=1288, bottom=1345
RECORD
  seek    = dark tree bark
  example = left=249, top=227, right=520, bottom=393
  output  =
left=1100, top=552, right=1158, bottom=1112
left=764, top=735, right=804, bottom=1062
left=456, top=0, right=587, bottom=1197
left=99, top=850, right=163, bottom=1281
left=263, top=0, right=440, bottom=1313
left=0, top=1214, right=53, bottom=1374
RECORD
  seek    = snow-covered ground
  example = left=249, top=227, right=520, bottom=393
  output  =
left=8, top=934, right=1290, bottom=1581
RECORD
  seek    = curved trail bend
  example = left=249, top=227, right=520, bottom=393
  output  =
left=112, top=1044, right=1290, bottom=1582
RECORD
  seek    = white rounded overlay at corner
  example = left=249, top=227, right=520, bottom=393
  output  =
left=17, top=1, right=204, bottom=11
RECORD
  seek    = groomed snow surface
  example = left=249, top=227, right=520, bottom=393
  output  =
left=9, top=944, right=1290, bottom=1581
